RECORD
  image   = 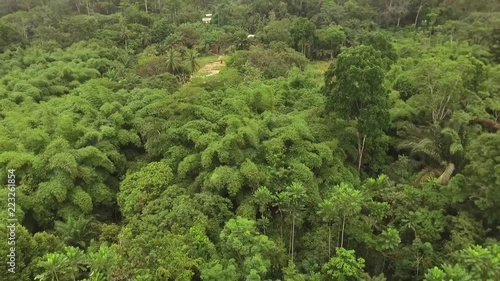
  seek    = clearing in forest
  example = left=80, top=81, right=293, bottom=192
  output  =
left=196, top=56, right=226, bottom=77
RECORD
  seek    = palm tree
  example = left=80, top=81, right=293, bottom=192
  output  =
left=55, top=215, right=97, bottom=248
left=397, top=124, right=463, bottom=186
left=164, top=32, right=184, bottom=49
left=122, top=71, right=141, bottom=89
left=35, top=253, right=71, bottom=281
left=118, top=53, right=134, bottom=68
left=185, top=49, right=200, bottom=74
left=165, top=48, right=182, bottom=74
left=104, top=67, right=123, bottom=82
left=119, top=24, right=130, bottom=50
left=154, top=44, right=168, bottom=55
left=140, top=32, right=152, bottom=48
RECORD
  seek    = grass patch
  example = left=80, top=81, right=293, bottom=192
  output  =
left=192, top=54, right=229, bottom=78
left=307, top=60, right=332, bottom=84
left=197, top=55, right=220, bottom=67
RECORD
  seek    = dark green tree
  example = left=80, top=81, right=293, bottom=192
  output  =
left=323, top=45, right=390, bottom=172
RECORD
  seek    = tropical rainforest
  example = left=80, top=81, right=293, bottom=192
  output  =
left=0, top=0, right=499, bottom=280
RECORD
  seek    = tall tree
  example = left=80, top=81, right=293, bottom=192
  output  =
left=315, top=24, right=346, bottom=59
left=253, top=186, right=275, bottom=234
left=278, top=182, right=307, bottom=262
left=323, top=45, right=390, bottom=172
left=185, top=48, right=200, bottom=74
left=317, top=197, right=336, bottom=257
left=165, top=48, right=183, bottom=74
left=331, top=182, right=363, bottom=248
left=290, top=17, right=316, bottom=58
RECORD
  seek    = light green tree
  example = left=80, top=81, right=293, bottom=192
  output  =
left=278, top=182, right=307, bottom=262
left=322, top=248, right=365, bottom=281
left=35, top=253, right=71, bottom=281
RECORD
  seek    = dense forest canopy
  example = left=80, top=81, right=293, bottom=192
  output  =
left=0, top=0, right=499, bottom=280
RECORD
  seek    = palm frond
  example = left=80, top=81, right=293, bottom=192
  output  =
left=411, top=138, right=443, bottom=163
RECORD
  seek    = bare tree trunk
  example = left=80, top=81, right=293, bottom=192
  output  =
left=291, top=215, right=295, bottom=262
left=416, top=252, right=420, bottom=279
left=20, top=22, right=28, bottom=40
left=414, top=4, right=423, bottom=26
left=279, top=209, right=284, bottom=242
left=86, top=0, right=90, bottom=15
left=340, top=214, right=346, bottom=248
left=289, top=217, right=293, bottom=256
left=144, top=0, right=148, bottom=12
left=357, top=133, right=367, bottom=172
left=74, top=0, right=80, bottom=13
left=328, top=222, right=332, bottom=257
left=337, top=224, right=340, bottom=248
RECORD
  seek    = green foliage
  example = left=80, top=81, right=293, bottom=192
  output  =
left=290, top=17, right=317, bottom=57
left=322, top=248, right=365, bottom=281
left=54, top=215, right=97, bottom=248
left=118, top=161, right=174, bottom=218
left=425, top=244, right=500, bottom=281
left=0, top=1, right=499, bottom=281
left=34, top=253, right=72, bottom=281
left=461, top=132, right=500, bottom=225
left=228, top=44, right=308, bottom=79
left=202, top=217, right=277, bottom=280
left=359, top=31, right=397, bottom=67
left=314, top=25, right=346, bottom=59
left=258, top=19, right=293, bottom=46
left=491, top=28, right=500, bottom=63
left=0, top=223, right=34, bottom=280
left=324, top=45, right=390, bottom=172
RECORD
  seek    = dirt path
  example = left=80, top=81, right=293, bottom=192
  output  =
left=197, top=60, right=225, bottom=77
